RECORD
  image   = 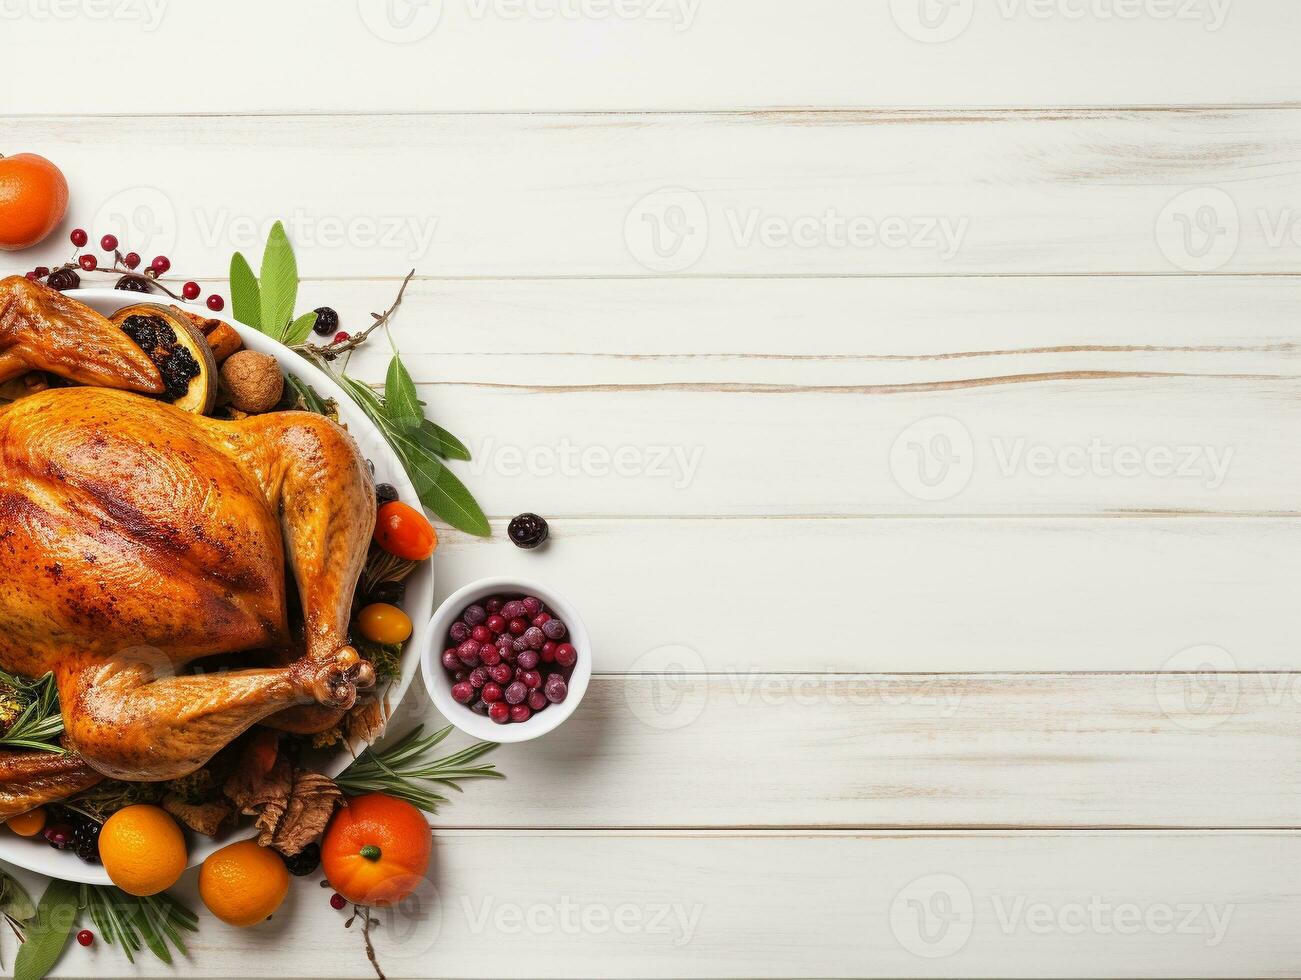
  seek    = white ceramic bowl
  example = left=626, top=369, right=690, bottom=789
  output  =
left=0, top=289, right=430, bottom=884
left=422, top=577, right=590, bottom=743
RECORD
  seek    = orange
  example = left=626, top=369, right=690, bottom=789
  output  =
left=199, top=840, right=290, bottom=927
left=322, top=793, right=431, bottom=907
left=0, top=153, right=68, bottom=251
left=5, top=807, right=46, bottom=837
left=99, top=804, right=187, bottom=897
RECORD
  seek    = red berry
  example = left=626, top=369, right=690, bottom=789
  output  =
left=70, top=228, right=88, bottom=247
left=150, top=255, right=170, bottom=274
left=78, top=255, right=97, bottom=272
left=510, top=704, right=532, bottom=723
left=554, top=643, right=578, bottom=668
left=532, top=612, right=551, bottom=628
left=486, top=614, right=506, bottom=634
left=521, top=670, right=542, bottom=690
left=489, top=663, right=512, bottom=685
left=470, top=624, right=492, bottom=644
left=207, top=294, right=225, bottom=312
left=182, top=281, right=201, bottom=300
left=100, top=234, right=118, bottom=251
left=34, top=266, right=49, bottom=277
left=124, top=252, right=141, bottom=269
left=482, top=682, right=503, bottom=703
left=479, top=646, right=501, bottom=667
left=451, top=681, right=474, bottom=704
left=23, top=271, right=37, bottom=281
left=488, top=702, right=510, bottom=724
left=522, top=596, right=543, bottom=617
left=330, top=893, right=347, bottom=910
left=441, top=650, right=460, bottom=671
left=76, top=929, right=93, bottom=947
left=528, top=689, right=548, bottom=711
left=333, top=331, right=350, bottom=344
left=485, top=597, right=503, bottom=614
left=508, top=618, right=527, bottom=636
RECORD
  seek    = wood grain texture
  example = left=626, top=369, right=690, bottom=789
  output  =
left=13, top=109, right=1301, bottom=277
left=37, top=832, right=1301, bottom=978
left=4, top=1, right=1298, bottom=113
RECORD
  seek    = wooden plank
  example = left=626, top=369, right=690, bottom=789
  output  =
left=6, top=2, right=1299, bottom=113
left=42, top=832, right=1301, bottom=978
left=384, top=674, right=1301, bottom=829
left=12, top=109, right=1301, bottom=277
left=432, top=518, right=1301, bottom=672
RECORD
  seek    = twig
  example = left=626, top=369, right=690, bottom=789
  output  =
left=292, top=270, right=416, bottom=361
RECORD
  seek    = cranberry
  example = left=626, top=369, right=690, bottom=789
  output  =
left=150, top=255, right=171, bottom=274
left=463, top=604, right=487, bottom=626
left=500, top=600, right=526, bottom=621
left=449, top=622, right=471, bottom=644
left=517, top=650, right=539, bottom=671
left=545, top=675, right=568, bottom=703
left=468, top=667, right=489, bottom=688
left=521, top=670, right=542, bottom=690
left=523, top=627, right=546, bottom=650
left=532, top=612, right=551, bottom=628
left=99, top=234, right=118, bottom=251
left=543, top=619, right=567, bottom=641
left=207, top=294, right=225, bottom=312
left=69, top=228, right=88, bottom=247
left=124, top=251, right=141, bottom=269
left=330, top=893, right=347, bottom=910
left=486, top=614, right=506, bottom=634
left=488, top=702, right=510, bottom=724
left=181, top=281, right=201, bottom=300
left=540, top=646, right=556, bottom=664
left=77, top=929, right=94, bottom=947
left=522, top=596, right=543, bottom=617
left=334, top=331, right=350, bottom=344
left=78, top=255, right=97, bottom=272
left=44, top=824, right=73, bottom=849
left=485, top=597, right=503, bottom=614
left=451, top=682, right=474, bottom=704
left=471, top=699, right=489, bottom=715
left=528, top=689, right=548, bottom=711
left=554, top=643, right=578, bottom=669
left=510, top=704, right=532, bottom=723
left=441, top=650, right=460, bottom=672
left=23, top=271, right=37, bottom=281
left=470, top=624, right=492, bottom=644
left=504, top=681, right=528, bottom=705
left=490, top=663, right=513, bottom=685
left=508, top=618, right=527, bottom=636
left=456, top=640, right=481, bottom=667
left=479, top=645, right=501, bottom=667
left=482, top=682, right=503, bottom=703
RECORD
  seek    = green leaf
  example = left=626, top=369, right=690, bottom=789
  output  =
left=284, top=311, right=320, bottom=348
left=0, top=868, right=36, bottom=924
left=228, top=252, right=261, bottom=332
left=14, top=879, right=78, bottom=980
left=258, top=221, right=298, bottom=343
left=417, top=419, right=472, bottom=461
left=383, top=355, right=423, bottom=434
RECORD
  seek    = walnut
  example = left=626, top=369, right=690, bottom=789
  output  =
left=220, top=350, right=284, bottom=414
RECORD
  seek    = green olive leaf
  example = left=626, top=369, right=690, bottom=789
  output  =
left=384, top=355, right=423, bottom=434
left=417, top=419, right=472, bottom=461
left=14, top=878, right=78, bottom=980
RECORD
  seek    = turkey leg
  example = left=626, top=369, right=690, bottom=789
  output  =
left=0, top=751, right=103, bottom=822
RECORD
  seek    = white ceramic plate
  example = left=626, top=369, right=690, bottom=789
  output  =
left=0, top=290, right=430, bottom=884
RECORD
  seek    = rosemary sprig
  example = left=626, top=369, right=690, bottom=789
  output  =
left=78, top=885, right=197, bottom=966
left=0, top=671, right=63, bottom=753
left=337, top=725, right=502, bottom=812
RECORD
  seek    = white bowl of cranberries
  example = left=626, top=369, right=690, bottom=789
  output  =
left=422, top=577, right=591, bottom=743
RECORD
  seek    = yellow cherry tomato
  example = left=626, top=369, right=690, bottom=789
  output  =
left=358, top=603, right=413, bottom=645
left=6, top=807, right=46, bottom=837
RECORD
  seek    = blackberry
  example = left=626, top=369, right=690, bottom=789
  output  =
left=375, top=483, right=399, bottom=507
left=114, top=275, right=152, bottom=293
left=507, top=513, right=549, bottom=549
left=367, top=580, right=406, bottom=606
left=281, top=842, right=321, bottom=877
left=312, top=307, right=339, bottom=337
left=46, top=268, right=80, bottom=291
left=71, top=819, right=101, bottom=863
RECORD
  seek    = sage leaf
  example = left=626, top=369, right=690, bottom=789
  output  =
left=284, top=311, right=319, bottom=347
left=14, top=879, right=78, bottom=980
left=258, top=221, right=298, bottom=342
left=0, top=869, right=36, bottom=924
left=228, top=251, right=261, bottom=332
left=384, top=355, right=423, bottom=434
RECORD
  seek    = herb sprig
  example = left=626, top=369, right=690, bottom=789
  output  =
left=0, top=672, right=63, bottom=753
left=337, top=725, right=502, bottom=812
left=229, top=224, right=489, bottom=536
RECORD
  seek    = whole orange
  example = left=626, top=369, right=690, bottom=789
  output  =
left=0, top=154, right=68, bottom=251
left=99, top=804, right=187, bottom=897
left=199, top=840, right=290, bottom=927
left=5, top=807, right=46, bottom=837
left=322, top=793, right=431, bottom=907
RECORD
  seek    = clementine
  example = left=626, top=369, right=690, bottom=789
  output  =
left=0, top=154, right=68, bottom=251
left=199, top=840, right=290, bottom=927
left=322, top=793, right=431, bottom=906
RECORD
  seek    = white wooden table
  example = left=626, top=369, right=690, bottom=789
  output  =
left=5, top=2, right=1301, bottom=976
